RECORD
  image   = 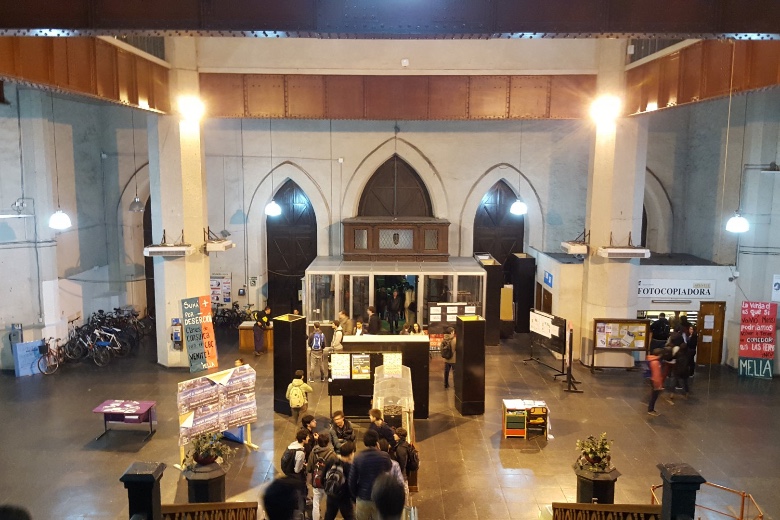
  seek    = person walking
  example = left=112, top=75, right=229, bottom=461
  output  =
left=387, top=289, right=403, bottom=334
left=328, top=410, right=356, bottom=452
left=441, top=326, right=456, bottom=389
left=647, top=348, right=664, bottom=416
left=307, top=434, right=338, bottom=520
left=308, top=322, right=328, bottom=382
left=323, top=442, right=356, bottom=520
left=684, top=324, right=698, bottom=377
left=281, top=429, right=311, bottom=511
left=366, top=307, right=381, bottom=335
left=668, top=341, right=691, bottom=402
left=649, top=312, right=670, bottom=350
left=286, top=370, right=314, bottom=426
left=348, top=430, right=392, bottom=520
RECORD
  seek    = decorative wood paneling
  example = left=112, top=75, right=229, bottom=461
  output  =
left=625, top=66, right=644, bottom=114
left=95, top=39, right=118, bottom=100
left=509, top=76, right=549, bottom=119
left=116, top=48, right=138, bottom=105
left=325, top=76, right=364, bottom=119
left=678, top=42, right=703, bottom=104
left=658, top=52, right=680, bottom=108
left=286, top=74, right=325, bottom=119
left=748, top=41, right=780, bottom=89
left=16, top=37, right=52, bottom=85
left=200, top=73, right=245, bottom=117
left=365, top=76, right=428, bottom=120
left=246, top=74, right=285, bottom=118
left=702, top=40, right=734, bottom=99
left=549, top=75, right=594, bottom=119
left=429, top=76, right=468, bottom=119
left=66, top=38, right=96, bottom=94
left=469, top=76, right=509, bottom=119
left=641, top=60, right=661, bottom=112
left=0, top=36, right=168, bottom=112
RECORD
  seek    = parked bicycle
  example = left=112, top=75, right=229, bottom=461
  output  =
left=37, top=337, right=64, bottom=375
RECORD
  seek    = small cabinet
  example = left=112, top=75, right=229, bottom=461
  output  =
left=502, top=399, right=548, bottom=440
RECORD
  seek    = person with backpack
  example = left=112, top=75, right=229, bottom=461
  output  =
left=308, top=322, right=328, bottom=382
left=280, top=429, right=310, bottom=505
left=331, top=321, right=344, bottom=351
left=307, top=434, right=338, bottom=520
left=392, top=427, right=418, bottom=478
left=650, top=313, right=670, bottom=349
left=286, top=370, right=314, bottom=426
left=323, top=441, right=356, bottom=520
left=369, top=408, right=396, bottom=449
left=441, top=326, right=456, bottom=389
left=348, top=430, right=392, bottom=520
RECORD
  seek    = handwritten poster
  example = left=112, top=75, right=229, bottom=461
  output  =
left=738, top=301, right=776, bottom=379
left=331, top=353, right=351, bottom=379
left=182, top=295, right=219, bottom=373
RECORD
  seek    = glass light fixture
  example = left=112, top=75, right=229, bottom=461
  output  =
left=265, top=199, right=282, bottom=216
left=590, top=95, right=622, bottom=125
left=725, top=212, right=749, bottom=233
left=129, top=195, right=145, bottom=213
left=510, top=200, right=528, bottom=215
left=49, top=209, right=72, bottom=230
left=48, top=94, right=72, bottom=231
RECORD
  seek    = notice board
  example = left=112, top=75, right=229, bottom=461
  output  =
left=529, top=309, right=567, bottom=356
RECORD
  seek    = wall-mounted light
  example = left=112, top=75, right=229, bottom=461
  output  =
left=590, top=95, right=622, bottom=125
left=48, top=94, right=72, bottom=231
left=177, top=95, right=205, bottom=122
left=726, top=211, right=749, bottom=233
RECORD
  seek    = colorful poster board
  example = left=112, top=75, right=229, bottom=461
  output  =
left=182, top=295, right=218, bottom=373
left=352, top=353, right=371, bottom=379
left=177, top=365, right=257, bottom=446
left=210, top=273, right=232, bottom=304
left=594, top=320, right=647, bottom=350
left=738, top=301, right=776, bottom=379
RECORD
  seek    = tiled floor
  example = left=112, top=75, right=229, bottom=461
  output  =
left=0, top=329, right=777, bottom=519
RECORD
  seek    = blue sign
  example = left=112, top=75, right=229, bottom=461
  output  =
left=738, top=357, right=773, bottom=379
left=543, top=271, right=553, bottom=288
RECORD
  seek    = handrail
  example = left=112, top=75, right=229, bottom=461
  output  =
left=650, top=482, right=764, bottom=520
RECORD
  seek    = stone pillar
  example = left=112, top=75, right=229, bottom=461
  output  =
left=580, top=40, right=648, bottom=361
left=148, top=37, right=210, bottom=367
left=119, top=461, right=166, bottom=520
left=657, top=463, right=706, bottom=520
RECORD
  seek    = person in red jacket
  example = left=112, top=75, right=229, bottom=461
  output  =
left=647, top=348, right=665, bottom=417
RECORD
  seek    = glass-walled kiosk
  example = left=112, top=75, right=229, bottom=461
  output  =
left=304, top=257, right=486, bottom=326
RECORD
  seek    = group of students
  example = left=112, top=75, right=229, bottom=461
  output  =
left=267, top=408, right=416, bottom=520
left=646, top=312, right=699, bottom=416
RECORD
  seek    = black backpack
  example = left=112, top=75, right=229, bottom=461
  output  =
left=280, top=447, right=301, bottom=477
left=405, top=443, right=420, bottom=472
left=312, top=450, right=333, bottom=488
left=323, top=461, right=346, bottom=497
left=440, top=337, right=453, bottom=360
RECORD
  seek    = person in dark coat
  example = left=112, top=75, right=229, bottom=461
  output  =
left=323, top=441, right=356, bottom=520
left=387, top=289, right=403, bottom=334
left=684, top=324, right=698, bottom=377
left=366, top=306, right=381, bottom=335
left=369, top=409, right=396, bottom=449
left=348, top=430, right=392, bottom=520
left=668, top=342, right=691, bottom=402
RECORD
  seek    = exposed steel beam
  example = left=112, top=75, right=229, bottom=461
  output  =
left=0, top=0, right=778, bottom=39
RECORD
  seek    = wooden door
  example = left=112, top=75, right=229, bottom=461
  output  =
left=696, top=301, right=726, bottom=365
left=266, top=180, right=317, bottom=316
left=535, top=282, right=543, bottom=310
left=542, top=288, right=553, bottom=314
left=473, top=180, right=524, bottom=265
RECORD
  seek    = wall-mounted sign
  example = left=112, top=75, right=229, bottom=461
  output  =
left=182, top=295, right=218, bottom=373
left=543, top=271, right=553, bottom=288
left=738, top=300, right=776, bottom=379
left=351, top=354, right=371, bottom=379
left=637, top=279, right=715, bottom=299
left=210, top=273, right=232, bottom=304
left=331, top=353, right=351, bottom=379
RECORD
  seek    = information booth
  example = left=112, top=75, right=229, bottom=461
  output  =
left=303, top=256, right=486, bottom=327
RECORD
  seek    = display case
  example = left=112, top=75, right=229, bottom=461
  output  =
left=373, top=363, right=414, bottom=430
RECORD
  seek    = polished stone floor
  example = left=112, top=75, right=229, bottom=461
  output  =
left=0, top=329, right=777, bottom=520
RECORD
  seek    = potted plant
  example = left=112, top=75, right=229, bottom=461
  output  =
left=182, top=432, right=236, bottom=471
left=575, top=432, right=613, bottom=472
left=573, top=432, right=620, bottom=504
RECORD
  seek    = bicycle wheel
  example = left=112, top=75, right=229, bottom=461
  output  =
left=65, top=339, right=85, bottom=360
left=93, top=346, right=111, bottom=367
left=114, top=338, right=131, bottom=357
left=38, top=352, right=58, bottom=375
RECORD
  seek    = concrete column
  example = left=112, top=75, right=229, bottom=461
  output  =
left=148, top=37, right=210, bottom=367
left=579, top=40, right=648, bottom=361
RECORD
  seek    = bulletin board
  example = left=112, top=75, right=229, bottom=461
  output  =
left=591, top=318, right=651, bottom=372
left=327, top=352, right=385, bottom=396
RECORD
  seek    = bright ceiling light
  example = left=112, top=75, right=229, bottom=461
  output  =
left=177, top=96, right=205, bottom=122
left=265, top=200, right=282, bottom=217
left=510, top=200, right=528, bottom=215
left=48, top=209, right=72, bottom=230
left=590, top=95, right=622, bottom=125
left=129, top=196, right=145, bottom=213
left=725, top=212, right=749, bottom=233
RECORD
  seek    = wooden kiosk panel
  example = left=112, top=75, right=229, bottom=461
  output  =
left=455, top=315, right=486, bottom=416
left=272, top=314, right=308, bottom=415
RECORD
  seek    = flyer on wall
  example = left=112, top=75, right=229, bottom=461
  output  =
left=351, top=353, right=371, bottom=380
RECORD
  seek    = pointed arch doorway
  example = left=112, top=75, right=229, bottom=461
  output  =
left=473, top=180, right=525, bottom=264
left=266, top=180, right=317, bottom=315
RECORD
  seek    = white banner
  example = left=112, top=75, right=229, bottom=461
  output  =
left=637, top=279, right=716, bottom=299
left=529, top=310, right=552, bottom=338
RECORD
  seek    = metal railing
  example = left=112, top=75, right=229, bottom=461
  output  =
left=651, top=482, right=764, bottom=520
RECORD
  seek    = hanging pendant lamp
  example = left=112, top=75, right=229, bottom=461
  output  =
left=48, top=94, right=72, bottom=230
left=264, top=120, right=282, bottom=216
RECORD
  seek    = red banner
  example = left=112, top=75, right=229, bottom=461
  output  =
left=738, top=301, right=777, bottom=360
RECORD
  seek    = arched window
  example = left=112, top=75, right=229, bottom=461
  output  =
left=473, top=180, right=524, bottom=263
left=358, top=155, right=432, bottom=217
left=266, top=179, right=317, bottom=315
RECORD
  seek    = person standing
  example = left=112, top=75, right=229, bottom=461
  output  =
left=647, top=348, right=664, bottom=416
left=329, top=410, right=356, bottom=452
left=392, top=428, right=411, bottom=478
left=307, top=434, right=338, bottom=520
left=323, top=441, right=356, bottom=520
left=354, top=320, right=365, bottom=336
left=668, top=341, right=691, bottom=402
left=254, top=306, right=272, bottom=356
left=282, top=429, right=311, bottom=509
left=338, top=310, right=354, bottom=335
left=348, top=430, right=392, bottom=520
left=387, top=289, right=403, bottom=335
left=286, top=370, right=314, bottom=426
left=331, top=321, right=344, bottom=351
left=649, top=312, right=670, bottom=349
left=441, top=326, right=457, bottom=389
left=366, top=307, right=381, bottom=335
left=368, top=409, right=396, bottom=449
left=409, top=323, right=424, bottom=335
left=308, top=322, right=328, bottom=382
left=371, top=473, right=406, bottom=520
left=302, top=414, right=319, bottom=460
